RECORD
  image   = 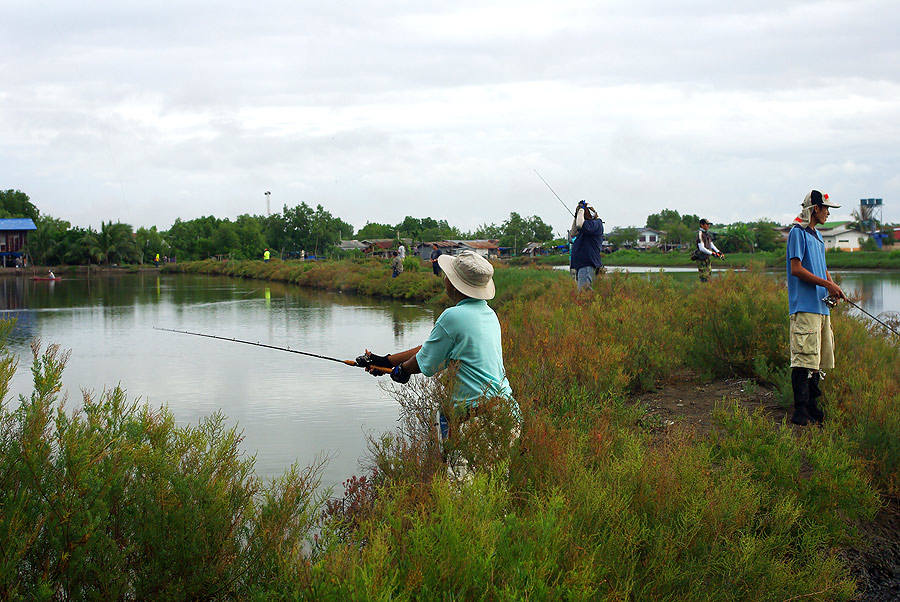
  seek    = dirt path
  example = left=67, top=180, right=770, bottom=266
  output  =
left=634, top=371, right=788, bottom=436
left=630, top=372, right=900, bottom=601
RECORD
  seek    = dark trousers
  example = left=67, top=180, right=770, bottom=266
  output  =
left=791, top=368, right=824, bottom=424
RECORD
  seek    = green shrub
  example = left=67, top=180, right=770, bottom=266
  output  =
left=0, top=332, right=327, bottom=600
left=402, top=256, right=422, bottom=272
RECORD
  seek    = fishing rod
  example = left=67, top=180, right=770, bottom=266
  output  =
left=153, top=327, right=392, bottom=373
left=824, top=297, right=900, bottom=337
left=533, top=169, right=575, bottom=218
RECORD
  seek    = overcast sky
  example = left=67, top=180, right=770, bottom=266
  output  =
left=2, top=0, right=899, bottom=237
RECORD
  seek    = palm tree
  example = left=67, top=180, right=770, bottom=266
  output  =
left=89, top=221, right=136, bottom=266
left=26, top=223, right=58, bottom=265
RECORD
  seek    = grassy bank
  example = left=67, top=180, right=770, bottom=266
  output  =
left=2, top=261, right=899, bottom=600
left=535, top=248, right=900, bottom=270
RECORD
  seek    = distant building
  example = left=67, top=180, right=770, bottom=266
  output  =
left=635, top=227, right=664, bottom=249
left=414, top=241, right=459, bottom=260
left=446, top=239, right=500, bottom=259
left=337, top=240, right=368, bottom=252
left=0, top=218, right=37, bottom=267
left=777, top=221, right=872, bottom=251
left=818, top=222, right=870, bottom=252
left=361, top=239, right=396, bottom=258
left=520, top=242, right=546, bottom=257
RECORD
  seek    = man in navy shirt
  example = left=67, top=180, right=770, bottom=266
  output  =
left=430, top=244, right=442, bottom=276
left=786, top=190, right=846, bottom=426
left=568, top=200, right=604, bottom=291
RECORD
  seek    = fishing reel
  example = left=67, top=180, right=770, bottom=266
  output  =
left=822, top=295, right=838, bottom=308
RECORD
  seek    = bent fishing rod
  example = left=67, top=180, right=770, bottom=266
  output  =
left=824, top=297, right=900, bottom=337
left=533, top=169, right=575, bottom=218
left=153, top=327, right=392, bottom=373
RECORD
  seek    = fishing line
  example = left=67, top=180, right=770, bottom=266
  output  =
left=154, top=327, right=392, bottom=372
left=824, top=296, right=900, bottom=337
left=533, top=169, right=575, bottom=218
left=847, top=300, right=900, bottom=337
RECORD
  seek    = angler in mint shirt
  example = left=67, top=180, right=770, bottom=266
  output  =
left=415, top=297, right=514, bottom=405
left=359, top=251, right=519, bottom=436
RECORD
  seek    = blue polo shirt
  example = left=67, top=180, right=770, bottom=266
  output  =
left=786, top=225, right=830, bottom=315
left=416, top=298, right=515, bottom=408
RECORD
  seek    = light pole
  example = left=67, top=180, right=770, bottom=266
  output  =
left=264, top=191, right=271, bottom=217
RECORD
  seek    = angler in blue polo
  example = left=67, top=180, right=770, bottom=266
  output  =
left=359, top=250, right=518, bottom=446
left=786, top=189, right=846, bottom=426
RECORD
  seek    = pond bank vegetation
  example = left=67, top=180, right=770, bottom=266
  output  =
left=533, top=248, right=900, bottom=270
left=2, top=260, right=899, bottom=600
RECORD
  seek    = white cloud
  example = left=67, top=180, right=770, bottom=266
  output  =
left=1, top=0, right=899, bottom=233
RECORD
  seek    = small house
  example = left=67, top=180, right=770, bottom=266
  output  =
left=0, top=218, right=37, bottom=267
left=635, top=227, right=664, bottom=249
left=521, top=242, right=546, bottom=257
left=447, top=239, right=500, bottom=259
left=415, top=241, right=459, bottom=260
left=337, top=240, right=368, bottom=253
left=819, top=222, right=870, bottom=252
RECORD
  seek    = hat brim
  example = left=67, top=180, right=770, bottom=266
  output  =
left=438, top=254, right=495, bottom=300
left=820, top=201, right=841, bottom=208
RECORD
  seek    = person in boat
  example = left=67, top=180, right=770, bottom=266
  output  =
left=787, top=190, right=846, bottom=426
left=568, top=200, right=604, bottom=291
left=359, top=251, right=519, bottom=469
left=48, top=270, right=55, bottom=279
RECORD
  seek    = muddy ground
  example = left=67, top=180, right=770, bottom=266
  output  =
left=632, top=372, right=900, bottom=601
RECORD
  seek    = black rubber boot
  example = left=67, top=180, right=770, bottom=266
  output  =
left=791, top=368, right=812, bottom=426
left=808, top=371, right=824, bottom=423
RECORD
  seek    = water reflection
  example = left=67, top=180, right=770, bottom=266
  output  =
left=0, top=273, right=438, bottom=488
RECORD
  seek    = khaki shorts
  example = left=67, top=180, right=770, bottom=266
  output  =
left=790, top=312, right=834, bottom=371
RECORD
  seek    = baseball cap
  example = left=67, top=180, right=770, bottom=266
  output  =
left=804, top=190, right=840, bottom=209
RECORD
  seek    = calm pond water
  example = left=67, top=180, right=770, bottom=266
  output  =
left=0, top=273, right=437, bottom=488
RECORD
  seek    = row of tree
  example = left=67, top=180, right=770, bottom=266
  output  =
left=7, top=187, right=894, bottom=266
left=8, top=189, right=557, bottom=265
left=639, top=208, right=784, bottom=253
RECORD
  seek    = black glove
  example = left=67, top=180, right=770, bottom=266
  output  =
left=357, top=351, right=392, bottom=368
left=368, top=352, right=393, bottom=369
left=357, top=351, right=393, bottom=377
left=390, top=365, right=411, bottom=384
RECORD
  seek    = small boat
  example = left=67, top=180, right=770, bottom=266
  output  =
left=32, top=276, right=62, bottom=281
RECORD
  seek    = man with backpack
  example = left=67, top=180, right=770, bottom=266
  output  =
left=693, top=218, right=723, bottom=282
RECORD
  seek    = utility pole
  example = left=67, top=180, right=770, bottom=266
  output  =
left=264, top=191, right=271, bottom=217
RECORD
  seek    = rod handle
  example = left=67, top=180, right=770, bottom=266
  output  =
left=344, top=360, right=393, bottom=374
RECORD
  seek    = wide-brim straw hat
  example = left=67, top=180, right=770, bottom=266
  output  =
left=438, top=250, right=496, bottom=300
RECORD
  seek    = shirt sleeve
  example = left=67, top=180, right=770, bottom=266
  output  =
left=580, top=218, right=602, bottom=234
left=787, top=227, right=805, bottom=261
left=415, top=321, right=455, bottom=377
